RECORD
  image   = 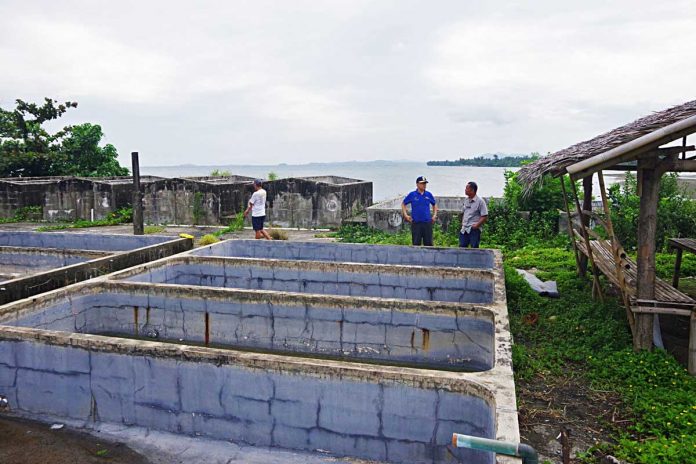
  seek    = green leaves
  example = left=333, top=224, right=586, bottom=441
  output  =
left=0, top=98, right=128, bottom=178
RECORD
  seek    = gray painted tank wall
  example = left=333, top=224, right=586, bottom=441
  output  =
left=0, top=339, right=494, bottom=464
left=0, top=231, right=175, bottom=251
left=7, top=290, right=494, bottom=371
left=191, top=240, right=495, bottom=269
left=121, top=261, right=494, bottom=304
left=0, top=251, right=92, bottom=282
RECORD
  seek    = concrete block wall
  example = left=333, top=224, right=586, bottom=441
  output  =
left=122, top=259, right=495, bottom=304
left=192, top=239, right=496, bottom=269
left=0, top=231, right=179, bottom=252
left=6, top=289, right=494, bottom=372
left=0, top=175, right=371, bottom=227
left=0, top=339, right=495, bottom=464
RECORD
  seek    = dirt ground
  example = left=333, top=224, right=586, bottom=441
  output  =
left=0, top=416, right=150, bottom=464
left=517, top=371, right=631, bottom=463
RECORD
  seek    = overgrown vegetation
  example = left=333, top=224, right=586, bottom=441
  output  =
left=334, top=170, right=696, bottom=464
left=0, top=206, right=42, bottom=223
left=212, top=211, right=246, bottom=237
left=143, top=225, right=166, bottom=234
left=36, top=207, right=133, bottom=231
left=268, top=228, right=288, bottom=240
left=210, top=169, right=232, bottom=176
left=198, top=234, right=220, bottom=246
left=0, top=98, right=128, bottom=177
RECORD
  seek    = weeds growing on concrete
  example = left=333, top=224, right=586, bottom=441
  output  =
left=213, top=212, right=245, bottom=237
left=36, top=207, right=133, bottom=231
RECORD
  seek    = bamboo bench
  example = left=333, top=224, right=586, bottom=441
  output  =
left=575, top=238, right=695, bottom=313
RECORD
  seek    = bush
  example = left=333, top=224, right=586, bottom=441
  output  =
left=198, top=234, right=220, bottom=246
left=268, top=228, right=288, bottom=240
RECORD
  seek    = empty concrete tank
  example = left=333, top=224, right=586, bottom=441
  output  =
left=0, top=240, right=518, bottom=464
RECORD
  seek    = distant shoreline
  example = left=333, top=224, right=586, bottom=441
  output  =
left=427, top=155, right=536, bottom=167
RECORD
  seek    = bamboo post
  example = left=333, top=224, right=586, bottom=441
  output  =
left=570, top=178, right=603, bottom=302
left=598, top=171, right=635, bottom=334
left=560, top=176, right=581, bottom=274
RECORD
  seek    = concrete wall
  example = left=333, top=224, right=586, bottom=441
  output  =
left=119, top=257, right=495, bottom=304
left=0, top=175, right=372, bottom=228
left=0, top=337, right=494, bottom=463
left=0, top=248, right=108, bottom=283
left=0, top=232, right=192, bottom=305
left=367, top=196, right=469, bottom=233
left=6, top=285, right=494, bottom=371
left=192, top=239, right=496, bottom=269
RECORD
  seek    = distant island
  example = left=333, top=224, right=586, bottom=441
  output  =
left=427, top=153, right=539, bottom=167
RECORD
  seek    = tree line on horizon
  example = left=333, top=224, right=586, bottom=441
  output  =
left=427, top=152, right=540, bottom=167
left=0, top=98, right=128, bottom=178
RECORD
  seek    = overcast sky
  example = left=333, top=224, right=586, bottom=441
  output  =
left=1, top=1, right=694, bottom=166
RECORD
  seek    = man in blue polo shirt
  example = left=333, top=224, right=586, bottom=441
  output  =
left=401, top=176, right=438, bottom=246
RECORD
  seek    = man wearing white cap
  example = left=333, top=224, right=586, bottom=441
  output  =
left=243, top=179, right=272, bottom=240
left=401, top=176, right=438, bottom=246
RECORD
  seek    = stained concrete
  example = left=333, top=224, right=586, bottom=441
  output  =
left=3, top=282, right=495, bottom=371
left=0, top=231, right=192, bottom=305
left=117, top=256, right=495, bottom=304
left=0, top=175, right=373, bottom=228
left=192, top=239, right=496, bottom=269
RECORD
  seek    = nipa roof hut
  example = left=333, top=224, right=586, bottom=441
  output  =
left=518, top=99, right=696, bottom=190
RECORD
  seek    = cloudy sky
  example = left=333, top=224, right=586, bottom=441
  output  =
left=1, top=0, right=694, bottom=166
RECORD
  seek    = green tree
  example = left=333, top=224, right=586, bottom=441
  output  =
left=58, top=123, right=128, bottom=176
left=0, top=98, right=128, bottom=177
left=0, top=98, right=76, bottom=177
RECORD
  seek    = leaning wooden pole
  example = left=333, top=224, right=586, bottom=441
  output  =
left=570, top=178, right=603, bottom=302
left=598, top=171, right=635, bottom=335
left=560, top=176, right=581, bottom=275
left=635, top=162, right=661, bottom=351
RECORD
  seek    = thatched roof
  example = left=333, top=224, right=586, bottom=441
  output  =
left=518, top=99, right=696, bottom=189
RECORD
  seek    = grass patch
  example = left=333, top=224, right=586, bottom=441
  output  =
left=269, top=228, right=288, bottom=240
left=36, top=207, right=133, bottom=231
left=143, top=225, right=166, bottom=234
left=197, top=234, right=220, bottom=246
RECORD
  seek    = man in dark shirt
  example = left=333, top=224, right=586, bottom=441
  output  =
left=401, top=176, right=438, bottom=246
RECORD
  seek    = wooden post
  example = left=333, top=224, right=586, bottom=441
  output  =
left=578, top=176, right=593, bottom=276
left=635, top=161, right=661, bottom=351
left=672, top=248, right=683, bottom=289
left=132, top=152, right=144, bottom=236
left=689, top=312, right=696, bottom=375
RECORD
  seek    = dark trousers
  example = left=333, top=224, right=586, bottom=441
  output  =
left=411, top=222, right=433, bottom=246
left=459, top=229, right=481, bottom=248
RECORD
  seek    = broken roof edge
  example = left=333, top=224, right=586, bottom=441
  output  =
left=566, top=113, right=696, bottom=180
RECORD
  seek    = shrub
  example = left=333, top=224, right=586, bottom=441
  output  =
left=268, top=228, right=288, bottom=240
left=198, top=234, right=220, bottom=246
left=144, top=225, right=166, bottom=234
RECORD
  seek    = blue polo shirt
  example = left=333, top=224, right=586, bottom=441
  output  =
left=403, top=190, right=436, bottom=223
